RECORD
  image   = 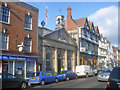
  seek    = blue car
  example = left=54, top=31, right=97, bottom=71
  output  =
left=57, top=70, right=78, bottom=81
left=28, top=71, right=59, bottom=86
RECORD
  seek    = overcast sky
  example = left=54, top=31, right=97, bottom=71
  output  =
left=20, top=1, right=118, bottom=47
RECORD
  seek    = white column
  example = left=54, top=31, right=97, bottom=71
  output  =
left=13, top=61, right=15, bottom=75
left=24, top=61, right=26, bottom=79
left=64, top=49, right=67, bottom=70
left=54, top=48, right=58, bottom=73
left=34, top=61, right=36, bottom=72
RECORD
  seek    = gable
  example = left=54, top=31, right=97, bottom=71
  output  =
left=43, top=28, right=76, bottom=46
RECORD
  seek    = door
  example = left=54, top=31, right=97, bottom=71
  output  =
left=3, top=61, right=8, bottom=73
left=57, top=54, right=62, bottom=74
left=47, top=72, right=55, bottom=82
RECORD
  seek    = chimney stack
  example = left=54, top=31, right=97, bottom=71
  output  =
left=67, top=6, right=72, bottom=19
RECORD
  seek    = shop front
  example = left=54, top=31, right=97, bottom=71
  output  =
left=0, top=55, right=38, bottom=79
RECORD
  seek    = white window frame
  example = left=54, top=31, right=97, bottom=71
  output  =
left=0, top=32, right=9, bottom=50
left=0, top=5, right=10, bottom=24
left=24, top=14, right=32, bottom=30
left=24, top=38, right=32, bottom=53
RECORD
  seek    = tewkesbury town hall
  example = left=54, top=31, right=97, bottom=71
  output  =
left=0, top=1, right=112, bottom=79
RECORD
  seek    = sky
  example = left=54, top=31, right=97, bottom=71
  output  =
left=21, top=1, right=118, bottom=47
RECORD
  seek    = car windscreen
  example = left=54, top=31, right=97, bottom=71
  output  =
left=110, top=67, right=120, bottom=79
left=102, top=70, right=111, bottom=73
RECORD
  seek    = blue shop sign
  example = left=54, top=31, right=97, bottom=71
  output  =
left=0, top=55, right=38, bottom=61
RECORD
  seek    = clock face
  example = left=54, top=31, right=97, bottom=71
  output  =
left=18, top=47, right=23, bottom=52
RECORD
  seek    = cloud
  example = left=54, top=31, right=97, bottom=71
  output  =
left=88, top=6, right=118, bottom=46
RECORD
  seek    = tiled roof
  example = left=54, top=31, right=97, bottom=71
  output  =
left=74, top=17, right=87, bottom=27
left=88, top=22, right=93, bottom=30
left=94, top=26, right=98, bottom=33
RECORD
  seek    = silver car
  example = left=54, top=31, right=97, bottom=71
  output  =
left=97, top=70, right=112, bottom=81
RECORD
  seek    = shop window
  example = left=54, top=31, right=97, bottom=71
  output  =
left=24, top=37, right=32, bottom=53
left=0, top=32, right=9, bottom=50
left=8, top=61, right=13, bottom=74
left=25, top=15, right=32, bottom=30
left=15, top=61, right=24, bottom=78
left=0, top=6, right=10, bottom=23
left=26, top=61, right=34, bottom=78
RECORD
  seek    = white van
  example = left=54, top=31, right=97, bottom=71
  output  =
left=75, top=65, right=94, bottom=78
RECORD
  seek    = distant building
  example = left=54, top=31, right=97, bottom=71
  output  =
left=112, top=46, right=120, bottom=66
left=98, top=34, right=112, bottom=68
left=0, top=2, right=39, bottom=79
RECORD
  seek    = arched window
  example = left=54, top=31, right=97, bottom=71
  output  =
left=58, top=18, right=60, bottom=24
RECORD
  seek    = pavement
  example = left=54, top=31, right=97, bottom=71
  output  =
left=28, top=76, right=107, bottom=88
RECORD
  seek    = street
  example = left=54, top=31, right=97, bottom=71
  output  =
left=30, top=76, right=107, bottom=88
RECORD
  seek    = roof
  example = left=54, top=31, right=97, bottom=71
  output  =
left=88, top=22, right=93, bottom=30
left=94, top=26, right=98, bottom=33
left=74, top=17, right=87, bottom=27
left=100, top=34, right=103, bottom=38
left=14, top=2, right=38, bottom=13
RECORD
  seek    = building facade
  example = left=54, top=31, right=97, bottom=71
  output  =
left=0, top=2, right=39, bottom=79
left=64, top=6, right=100, bottom=67
left=98, top=34, right=112, bottom=68
left=38, top=16, right=77, bottom=73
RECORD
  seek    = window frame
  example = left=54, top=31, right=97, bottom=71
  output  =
left=0, top=32, right=9, bottom=50
left=24, top=37, right=32, bottom=53
left=24, top=14, right=32, bottom=30
left=0, top=5, right=10, bottom=24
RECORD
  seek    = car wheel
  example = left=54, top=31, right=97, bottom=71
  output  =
left=41, top=80, right=45, bottom=86
left=86, top=74, right=88, bottom=78
left=55, top=78, right=59, bottom=83
left=66, top=77, right=70, bottom=81
left=21, top=82, right=27, bottom=89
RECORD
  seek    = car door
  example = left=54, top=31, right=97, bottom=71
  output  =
left=109, top=67, right=120, bottom=88
left=2, top=74, right=11, bottom=89
left=90, top=67, right=93, bottom=76
left=47, top=72, right=54, bottom=82
left=7, top=74, right=17, bottom=88
left=42, top=71, right=49, bottom=82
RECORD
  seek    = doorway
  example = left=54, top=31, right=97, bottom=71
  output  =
left=3, top=60, right=8, bottom=73
left=57, top=54, right=62, bottom=74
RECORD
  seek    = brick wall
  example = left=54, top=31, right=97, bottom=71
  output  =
left=0, top=2, right=38, bottom=55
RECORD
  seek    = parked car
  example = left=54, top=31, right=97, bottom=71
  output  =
left=1, top=73, right=28, bottom=89
left=57, top=70, right=78, bottom=81
left=107, top=67, right=120, bottom=89
left=28, top=71, right=59, bottom=86
left=75, top=65, right=94, bottom=78
left=92, top=67, right=99, bottom=75
left=97, top=70, right=112, bottom=82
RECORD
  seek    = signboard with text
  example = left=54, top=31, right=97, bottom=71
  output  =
left=0, top=55, right=38, bottom=61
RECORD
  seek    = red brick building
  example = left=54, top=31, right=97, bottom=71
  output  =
left=0, top=2, right=39, bottom=79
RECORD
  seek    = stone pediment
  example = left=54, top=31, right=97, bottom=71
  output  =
left=43, top=28, right=76, bottom=46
